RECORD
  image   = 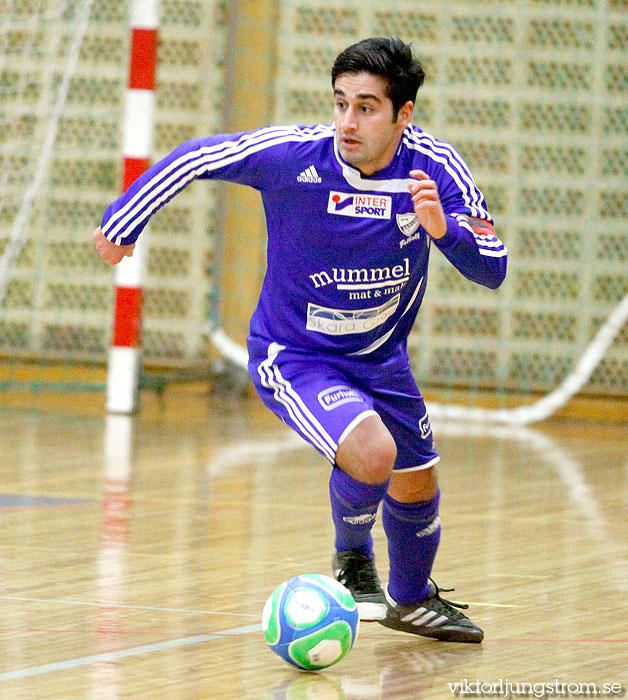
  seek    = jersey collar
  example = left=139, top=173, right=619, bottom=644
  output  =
left=332, top=126, right=416, bottom=193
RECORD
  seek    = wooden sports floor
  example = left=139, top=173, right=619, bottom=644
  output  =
left=0, top=388, right=626, bottom=699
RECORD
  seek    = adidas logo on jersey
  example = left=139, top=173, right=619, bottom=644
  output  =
left=297, top=165, right=322, bottom=183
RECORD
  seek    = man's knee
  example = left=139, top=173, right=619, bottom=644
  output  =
left=356, top=437, right=397, bottom=484
left=335, top=414, right=397, bottom=485
left=389, top=466, right=439, bottom=503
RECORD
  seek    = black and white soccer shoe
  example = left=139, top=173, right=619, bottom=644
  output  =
left=379, top=579, right=484, bottom=643
left=333, top=550, right=387, bottom=622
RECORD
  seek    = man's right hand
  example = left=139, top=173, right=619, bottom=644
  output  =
left=93, top=226, right=136, bottom=265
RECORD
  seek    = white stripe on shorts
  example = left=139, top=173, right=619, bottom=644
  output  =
left=393, top=455, right=441, bottom=472
left=338, top=410, right=379, bottom=446
left=258, top=343, right=338, bottom=462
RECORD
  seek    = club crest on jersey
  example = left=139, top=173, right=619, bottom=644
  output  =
left=327, top=192, right=392, bottom=219
left=397, top=212, right=422, bottom=248
left=397, top=212, right=420, bottom=237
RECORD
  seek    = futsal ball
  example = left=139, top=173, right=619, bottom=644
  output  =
left=262, top=574, right=359, bottom=670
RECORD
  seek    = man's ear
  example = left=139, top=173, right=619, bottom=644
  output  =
left=397, top=100, right=414, bottom=128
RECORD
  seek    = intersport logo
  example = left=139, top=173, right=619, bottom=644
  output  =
left=327, top=192, right=392, bottom=219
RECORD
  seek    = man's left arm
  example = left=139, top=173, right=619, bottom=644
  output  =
left=409, top=169, right=507, bottom=290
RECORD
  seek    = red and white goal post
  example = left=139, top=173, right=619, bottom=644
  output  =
left=106, top=0, right=159, bottom=414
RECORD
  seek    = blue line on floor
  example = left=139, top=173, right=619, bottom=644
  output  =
left=0, top=623, right=261, bottom=681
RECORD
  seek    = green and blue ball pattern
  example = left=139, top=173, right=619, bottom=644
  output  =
left=262, top=574, right=359, bottom=670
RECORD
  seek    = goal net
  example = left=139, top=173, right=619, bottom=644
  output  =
left=1, top=0, right=626, bottom=424
left=0, top=0, right=224, bottom=395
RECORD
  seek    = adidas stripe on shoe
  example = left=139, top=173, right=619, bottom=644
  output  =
left=378, top=580, right=484, bottom=643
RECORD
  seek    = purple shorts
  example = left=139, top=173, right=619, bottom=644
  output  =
left=247, top=335, right=439, bottom=471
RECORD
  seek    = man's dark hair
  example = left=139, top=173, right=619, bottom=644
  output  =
left=331, top=37, right=425, bottom=120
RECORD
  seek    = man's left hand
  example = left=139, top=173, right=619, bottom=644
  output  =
left=408, top=170, right=447, bottom=240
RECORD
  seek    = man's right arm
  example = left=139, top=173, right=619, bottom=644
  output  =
left=96, top=126, right=297, bottom=253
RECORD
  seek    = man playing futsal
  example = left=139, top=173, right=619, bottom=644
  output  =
left=94, top=37, right=507, bottom=643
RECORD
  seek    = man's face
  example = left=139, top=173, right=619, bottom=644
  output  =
left=333, top=72, right=413, bottom=176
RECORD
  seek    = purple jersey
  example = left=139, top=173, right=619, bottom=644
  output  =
left=101, top=124, right=507, bottom=360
